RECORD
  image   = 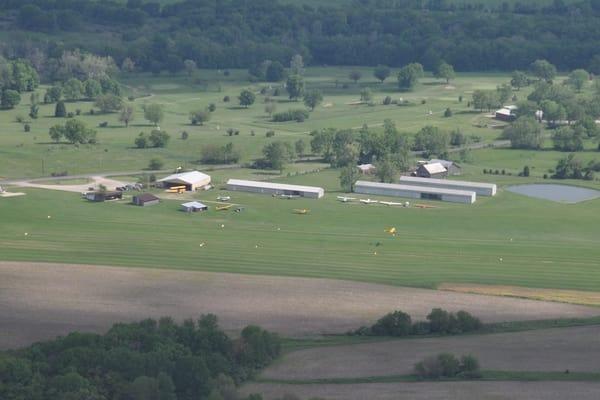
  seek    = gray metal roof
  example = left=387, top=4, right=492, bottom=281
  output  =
left=227, top=179, right=324, bottom=194
left=355, top=180, right=476, bottom=197
left=399, top=176, right=496, bottom=190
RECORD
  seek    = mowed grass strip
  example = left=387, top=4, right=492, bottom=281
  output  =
left=1, top=182, right=600, bottom=292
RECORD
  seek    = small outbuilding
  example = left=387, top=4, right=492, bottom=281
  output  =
left=354, top=181, right=476, bottom=204
left=416, top=163, right=448, bottom=179
left=181, top=201, right=208, bottom=212
left=226, top=179, right=325, bottom=199
left=132, top=193, right=160, bottom=207
left=357, top=163, right=376, bottom=174
left=158, top=171, right=211, bottom=191
left=428, top=159, right=461, bottom=176
left=85, top=191, right=123, bottom=202
left=495, top=106, right=517, bottom=122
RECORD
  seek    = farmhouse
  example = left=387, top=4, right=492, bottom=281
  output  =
left=416, top=163, right=448, bottom=178
left=181, top=201, right=208, bottom=212
left=132, top=193, right=160, bottom=206
left=495, top=105, right=517, bottom=122
left=399, top=176, right=497, bottom=196
left=429, top=159, right=461, bottom=175
left=354, top=181, right=476, bottom=204
left=85, top=191, right=123, bottom=202
left=226, top=179, right=324, bottom=199
left=158, top=171, right=211, bottom=191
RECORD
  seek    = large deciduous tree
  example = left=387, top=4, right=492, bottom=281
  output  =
left=435, top=61, right=455, bottom=83
left=286, top=74, right=304, bottom=100
left=143, top=103, right=164, bottom=126
left=397, top=63, right=424, bottom=90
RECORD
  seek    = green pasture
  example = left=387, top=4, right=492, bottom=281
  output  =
left=0, top=69, right=528, bottom=179
left=1, top=170, right=600, bottom=291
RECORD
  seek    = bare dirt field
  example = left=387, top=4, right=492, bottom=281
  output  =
left=263, top=325, right=600, bottom=380
left=1, top=261, right=599, bottom=349
left=241, top=381, right=600, bottom=400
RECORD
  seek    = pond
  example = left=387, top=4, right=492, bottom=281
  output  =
left=506, top=184, right=600, bottom=204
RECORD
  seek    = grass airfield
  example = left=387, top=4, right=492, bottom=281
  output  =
left=1, top=174, right=600, bottom=292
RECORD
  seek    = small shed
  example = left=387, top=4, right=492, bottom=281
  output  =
left=429, top=159, right=461, bottom=176
left=132, top=193, right=160, bottom=207
left=416, top=163, right=448, bottom=178
left=357, top=163, right=376, bottom=174
left=85, top=191, right=123, bottom=202
left=181, top=201, right=208, bottom=212
left=495, top=106, right=517, bottom=122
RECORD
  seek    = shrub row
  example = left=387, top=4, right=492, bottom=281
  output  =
left=272, top=109, right=309, bottom=122
left=352, top=308, right=482, bottom=337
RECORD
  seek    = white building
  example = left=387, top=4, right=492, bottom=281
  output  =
left=158, top=171, right=211, bottom=191
left=399, top=176, right=497, bottom=196
left=181, top=201, right=208, bottom=212
left=416, top=162, right=448, bottom=178
left=226, top=179, right=324, bottom=199
left=354, top=181, right=476, bottom=204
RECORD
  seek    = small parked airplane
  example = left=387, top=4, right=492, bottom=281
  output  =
left=337, top=196, right=356, bottom=202
left=385, top=227, right=397, bottom=234
left=380, top=201, right=404, bottom=206
left=293, top=208, right=310, bottom=214
left=359, top=198, right=379, bottom=204
left=217, top=195, right=231, bottom=201
left=216, top=204, right=233, bottom=211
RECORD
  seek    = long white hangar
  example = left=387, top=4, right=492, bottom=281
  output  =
left=354, top=180, right=476, bottom=204
left=399, top=176, right=497, bottom=196
left=226, top=179, right=325, bottom=199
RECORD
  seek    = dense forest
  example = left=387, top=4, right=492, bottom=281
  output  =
left=0, top=315, right=280, bottom=400
left=2, top=0, right=600, bottom=72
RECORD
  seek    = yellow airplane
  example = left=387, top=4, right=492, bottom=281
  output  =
left=385, top=227, right=397, bottom=234
left=294, top=209, right=310, bottom=215
left=216, top=204, right=233, bottom=211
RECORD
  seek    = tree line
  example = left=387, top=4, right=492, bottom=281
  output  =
left=0, top=315, right=280, bottom=400
left=3, top=0, right=600, bottom=74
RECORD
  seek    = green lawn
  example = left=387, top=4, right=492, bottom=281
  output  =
left=2, top=170, right=599, bottom=292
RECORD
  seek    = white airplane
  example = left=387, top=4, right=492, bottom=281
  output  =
left=337, top=196, right=356, bottom=202
left=359, top=198, right=379, bottom=204
left=217, top=195, right=231, bottom=201
left=380, top=201, right=404, bottom=206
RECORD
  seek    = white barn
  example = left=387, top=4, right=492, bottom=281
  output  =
left=354, top=181, right=476, bottom=204
left=158, top=171, right=211, bottom=191
left=226, top=179, right=324, bottom=199
left=399, top=176, right=497, bottom=196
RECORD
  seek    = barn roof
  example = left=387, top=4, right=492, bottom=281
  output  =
left=429, top=159, right=460, bottom=169
left=135, top=193, right=160, bottom=202
left=159, top=171, right=210, bottom=185
left=420, top=163, right=447, bottom=175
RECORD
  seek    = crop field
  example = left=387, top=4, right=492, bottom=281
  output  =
left=242, top=381, right=600, bottom=400
left=4, top=261, right=597, bottom=350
